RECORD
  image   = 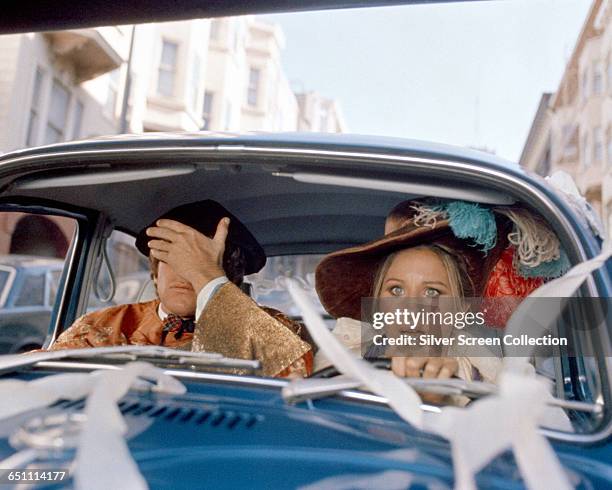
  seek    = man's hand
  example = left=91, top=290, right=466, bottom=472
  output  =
left=391, top=356, right=458, bottom=404
left=146, top=217, right=230, bottom=292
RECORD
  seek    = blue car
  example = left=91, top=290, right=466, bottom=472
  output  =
left=0, top=255, right=64, bottom=354
left=0, top=132, right=608, bottom=488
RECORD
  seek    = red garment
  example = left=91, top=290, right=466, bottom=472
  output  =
left=482, top=246, right=544, bottom=328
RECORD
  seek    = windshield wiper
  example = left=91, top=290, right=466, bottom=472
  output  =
left=282, top=376, right=602, bottom=414
left=0, top=345, right=261, bottom=375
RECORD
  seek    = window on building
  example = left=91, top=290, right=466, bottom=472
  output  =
left=44, top=79, right=70, bottom=145
left=561, top=123, right=578, bottom=159
left=583, top=132, right=591, bottom=168
left=71, top=99, right=84, bottom=140
left=189, top=55, right=201, bottom=112
left=202, top=91, right=214, bottom=130
left=26, top=67, right=44, bottom=146
left=106, top=69, right=120, bottom=116
left=247, top=68, right=260, bottom=106
left=593, top=127, right=603, bottom=163
left=319, top=106, right=329, bottom=132
left=593, top=62, right=603, bottom=95
left=581, top=69, right=589, bottom=102
left=157, top=40, right=178, bottom=97
left=225, top=102, right=232, bottom=130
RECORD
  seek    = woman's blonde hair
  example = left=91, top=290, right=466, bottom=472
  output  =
left=372, top=244, right=472, bottom=300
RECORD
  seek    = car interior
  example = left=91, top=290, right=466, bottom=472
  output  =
left=0, top=136, right=608, bottom=439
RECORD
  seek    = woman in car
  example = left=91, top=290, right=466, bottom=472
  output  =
left=314, top=199, right=569, bottom=384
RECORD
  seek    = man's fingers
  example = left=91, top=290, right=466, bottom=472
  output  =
left=155, top=219, right=191, bottom=233
left=147, top=239, right=171, bottom=252
left=213, top=217, right=230, bottom=248
left=149, top=249, right=169, bottom=261
left=146, top=226, right=178, bottom=242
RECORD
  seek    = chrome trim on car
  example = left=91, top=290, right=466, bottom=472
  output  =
left=46, top=223, right=80, bottom=349
left=32, top=360, right=443, bottom=414
left=0, top=265, right=16, bottom=308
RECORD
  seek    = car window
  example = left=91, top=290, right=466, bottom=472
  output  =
left=0, top=211, right=76, bottom=353
left=246, top=255, right=327, bottom=318
left=14, top=273, right=45, bottom=307
left=47, top=270, right=62, bottom=306
left=86, top=229, right=151, bottom=311
left=0, top=269, right=11, bottom=305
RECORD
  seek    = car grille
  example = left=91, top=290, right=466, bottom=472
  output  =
left=50, top=399, right=264, bottom=430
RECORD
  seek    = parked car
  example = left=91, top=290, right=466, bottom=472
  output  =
left=0, top=132, right=609, bottom=488
left=0, top=255, right=64, bottom=353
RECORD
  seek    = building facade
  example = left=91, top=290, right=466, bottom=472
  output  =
left=520, top=0, right=612, bottom=236
left=0, top=27, right=130, bottom=153
left=203, top=17, right=300, bottom=132
left=0, top=16, right=344, bottom=261
left=0, top=16, right=344, bottom=156
left=296, top=92, right=346, bottom=133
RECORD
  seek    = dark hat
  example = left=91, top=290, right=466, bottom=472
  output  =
left=315, top=202, right=510, bottom=320
left=135, top=200, right=266, bottom=275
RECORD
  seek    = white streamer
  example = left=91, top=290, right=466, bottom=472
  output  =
left=285, top=270, right=594, bottom=490
left=0, top=362, right=185, bottom=490
left=286, top=280, right=423, bottom=428
left=504, top=240, right=612, bottom=371
left=421, top=372, right=571, bottom=490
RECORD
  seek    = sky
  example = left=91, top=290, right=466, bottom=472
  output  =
left=264, top=0, right=592, bottom=162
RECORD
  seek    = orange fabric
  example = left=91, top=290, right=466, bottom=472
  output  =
left=482, top=246, right=544, bottom=328
left=47, top=299, right=312, bottom=378
left=276, top=350, right=314, bottom=378
left=49, top=300, right=192, bottom=350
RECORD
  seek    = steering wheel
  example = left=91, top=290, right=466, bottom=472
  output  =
left=310, top=358, right=391, bottom=378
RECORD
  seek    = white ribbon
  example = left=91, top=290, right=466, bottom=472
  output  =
left=503, top=240, right=612, bottom=371
left=287, top=280, right=423, bottom=428
left=422, top=372, right=571, bottom=490
left=0, top=362, right=185, bottom=490
left=285, top=272, right=592, bottom=490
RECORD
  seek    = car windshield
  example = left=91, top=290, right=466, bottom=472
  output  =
left=0, top=1, right=608, bottom=424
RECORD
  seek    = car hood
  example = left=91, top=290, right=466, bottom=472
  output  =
left=0, top=370, right=610, bottom=489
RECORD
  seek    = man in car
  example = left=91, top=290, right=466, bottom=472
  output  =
left=47, top=200, right=313, bottom=378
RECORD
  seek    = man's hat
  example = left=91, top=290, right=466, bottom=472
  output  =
left=315, top=200, right=511, bottom=320
left=135, top=200, right=266, bottom=275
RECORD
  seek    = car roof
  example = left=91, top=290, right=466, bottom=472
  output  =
left=0, top=131, right=547, bottom=257
left=0, top=131, right=521, bottom=171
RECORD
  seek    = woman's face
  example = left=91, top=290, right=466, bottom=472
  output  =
left=379, top=247, right=451, bottom=299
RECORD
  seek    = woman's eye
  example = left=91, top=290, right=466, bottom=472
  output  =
left=389, top=285, right=404, bottom=296
left=424, top=288, right=441, bottom=298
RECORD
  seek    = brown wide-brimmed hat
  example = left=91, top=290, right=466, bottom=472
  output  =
left=316, top=204, right=510, bottom=320
left=135, top=199, right=266, bottom=275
